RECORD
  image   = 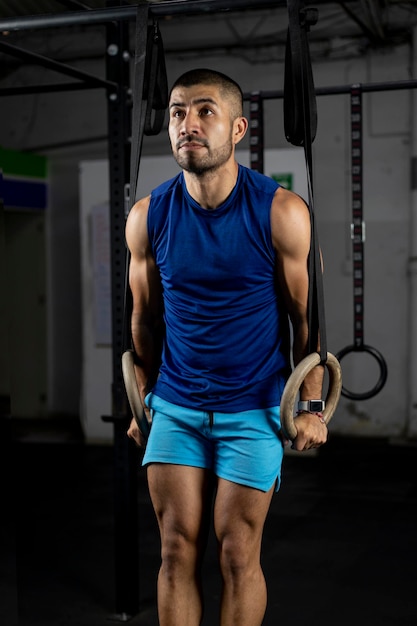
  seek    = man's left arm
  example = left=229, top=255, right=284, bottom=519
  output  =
left=271, top=187, right=327, bottom=451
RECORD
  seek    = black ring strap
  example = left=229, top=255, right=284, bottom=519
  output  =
left=284, top=3, right=318, bottom=149
left=249, top=92, right=265, bottom=173
left=129, top=2, right=168, bottom=207
left=121, top=2, right=168, bottom=436
left=284, top=0, right=327, bottom=364
left=143, top=20, right=168, bottom=137
left=336, top=86, right=387, bottom=399
left=124, top=2, right=168, bottom=348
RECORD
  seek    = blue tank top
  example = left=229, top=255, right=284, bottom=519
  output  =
left=147, top=164, right=290, bottom=411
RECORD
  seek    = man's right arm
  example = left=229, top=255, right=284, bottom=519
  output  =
left=271, top=187, right=327, bottom=451
left=125, top=196, right=164, bottom=446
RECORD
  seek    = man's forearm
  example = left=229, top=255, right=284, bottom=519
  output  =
left=131, top=317, right=163, bottom=401
left=292, top=326, right=324, bottom=401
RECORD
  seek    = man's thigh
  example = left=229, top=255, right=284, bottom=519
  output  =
left=213, top=478, right=275, bottom=549
left=147, top=464, right=214, bottom=541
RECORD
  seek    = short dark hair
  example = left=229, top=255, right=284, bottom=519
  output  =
left=169, top=68, right=244, bottom=119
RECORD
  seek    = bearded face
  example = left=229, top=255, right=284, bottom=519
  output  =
left=168, top=84, right=238, bottom=177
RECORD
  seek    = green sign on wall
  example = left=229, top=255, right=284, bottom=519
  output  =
left=270, top=173, right=293, bottom=190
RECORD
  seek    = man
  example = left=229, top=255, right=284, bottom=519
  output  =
left=126, top=68, right=327, bottom=626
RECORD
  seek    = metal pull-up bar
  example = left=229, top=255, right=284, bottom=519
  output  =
left=0, top=39, right=117, bottom=90
left=0, top=0, right=359, bottom=31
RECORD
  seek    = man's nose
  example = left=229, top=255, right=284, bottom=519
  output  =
left=180, top=111, right=200, bottom=135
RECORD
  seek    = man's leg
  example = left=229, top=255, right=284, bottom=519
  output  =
left=147, top=463, right=214, bottom=626
left=214, top=478, right=275, bottom=626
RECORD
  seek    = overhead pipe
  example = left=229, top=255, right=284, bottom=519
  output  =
left=0, top=0, right=358, bottom=32
left=0, top=40, right=117, bottom=89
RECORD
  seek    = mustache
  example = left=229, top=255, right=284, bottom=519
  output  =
left=177, top=136, right=209, bottom=149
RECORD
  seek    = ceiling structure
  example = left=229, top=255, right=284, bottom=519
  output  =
left=0, top=0, right=416, bottom=80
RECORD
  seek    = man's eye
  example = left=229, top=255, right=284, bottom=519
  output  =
left=172, top=110, right=184, bottom=118
left=200, top=108, right=213, bottom=116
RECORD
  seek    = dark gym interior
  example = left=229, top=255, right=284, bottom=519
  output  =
left=2, top=2, right=417, bottom=625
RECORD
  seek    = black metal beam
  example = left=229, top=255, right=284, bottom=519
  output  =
left=316, top=78, right=417, bottom=95
left=2, top=77, right=415, bottom=100
left=23, top=134, right=107, bottom=153
left=56, top=0, right=92, bottom=9
left=105, top=14, right=140, bottom=622
left=0, top=82, right=110, bottom=96
left=0, top=40, right=117, bottom=89
left=0, top=0, right=356, bottom=32
left=246, top=78, right=417, bottom=101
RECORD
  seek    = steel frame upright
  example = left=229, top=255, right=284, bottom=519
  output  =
left=105, top=15, right=140, bottom=621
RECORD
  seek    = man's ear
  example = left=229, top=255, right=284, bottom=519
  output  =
left=233, top=116, right=248, bottom=145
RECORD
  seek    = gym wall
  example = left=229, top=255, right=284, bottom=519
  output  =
left=0, top=23, right=415, bottom=441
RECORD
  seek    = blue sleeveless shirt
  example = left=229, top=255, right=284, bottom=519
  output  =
left=147, top=164, right=290, bottom=411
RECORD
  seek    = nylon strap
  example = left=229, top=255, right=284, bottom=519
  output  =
left=335, top=84, right=387, bottom=399
left=249, top=92, right=264, bottom=173
left=284, top=2, right=317, bottom=149
left=129, top=3, right=168, bottom=206
left=128, top=1, right=148, bottom=210
left=284, top=0, right=327, bottom=363
left=350, top=85, right=365, bottom=347
left=122, top=2, right=168, bottom=354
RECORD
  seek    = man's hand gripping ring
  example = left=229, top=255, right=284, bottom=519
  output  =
left=280, top=352, right=342, bottom=441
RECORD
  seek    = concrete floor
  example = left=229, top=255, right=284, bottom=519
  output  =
left=2, top=417, right=417, bottom=626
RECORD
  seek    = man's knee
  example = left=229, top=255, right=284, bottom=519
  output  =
left=160, top=528, right=203, bottom=578
left=218, top=532, right=261, bottom=581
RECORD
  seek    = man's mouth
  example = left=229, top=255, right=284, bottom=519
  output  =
left=177, top=140, right=208, bottom=151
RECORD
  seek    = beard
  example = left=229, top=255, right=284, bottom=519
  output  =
left=173, top=134, right=234, bottom=176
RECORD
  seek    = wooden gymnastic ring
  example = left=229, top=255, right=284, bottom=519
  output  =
left=280, top=352, right=342, bottom=441
left=121, top=350, right=151, bottom=439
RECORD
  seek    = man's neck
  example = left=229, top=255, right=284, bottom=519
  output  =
left=183, top=161, right=239, bottom=210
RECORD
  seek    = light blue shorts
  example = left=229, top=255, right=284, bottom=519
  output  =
left=142, top=393, right=284, bottom=492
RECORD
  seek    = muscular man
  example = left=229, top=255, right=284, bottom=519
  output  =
left=126, top=68, right=327, bottom=626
